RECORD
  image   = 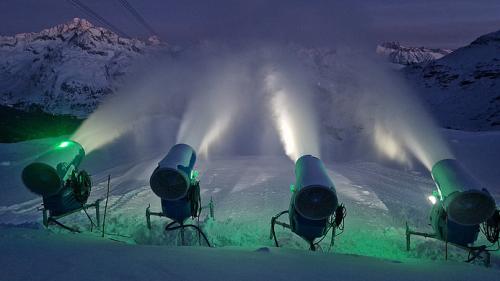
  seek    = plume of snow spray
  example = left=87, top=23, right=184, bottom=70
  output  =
left=71, top=45, right=326, bottom=163
left=359, top=61, right=454, bottom=170
left=264, top=66, right=320, bottom=162
left=176, top=59, right=249, bottom=158
left=373, top=123, right=409, bottom=165
left=71, top=63, right=187, bottom=154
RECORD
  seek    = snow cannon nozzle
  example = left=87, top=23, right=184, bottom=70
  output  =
left=21, top=140, right=85, bottom=197
left=293, top=155, right=338, bottom=220
left=150, top=143, right=197, bottom=201
left=431, top=159, right=496, bottom=225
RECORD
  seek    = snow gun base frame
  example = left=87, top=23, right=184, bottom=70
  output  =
left=42, top=199, right=102, bottom=233
left=145, top=198, right=215, bottom=247
left=405, top=222, right=491, bottom=266
left=269, top=210, right=338, bottom=251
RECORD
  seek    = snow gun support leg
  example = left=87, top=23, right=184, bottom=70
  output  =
left=405, top=221, right=491, bottom=266
left=146, top=204, right=212, bottom=247
left=405, top=221, right=437, bottom=251
left=200, top=197, right=215, bottom=220
left=146, top=196, right=215, bottom=230
left=145, top=204, right=168, bottom=230
left=269, top=210, right=290, bottom=248
left=198, top=197, right=215, bottom=220
left=42, top=198, right=102, bottom=233
left=270, top=206, right=345, bottom=252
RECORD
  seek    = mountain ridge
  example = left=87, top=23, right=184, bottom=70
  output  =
left=0, top=18, right=167, bottom=117
left=376, top=41, right=453, bottom=65
left=404, top=29, right=500, bottom=130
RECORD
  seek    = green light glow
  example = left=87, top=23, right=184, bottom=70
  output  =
left=190, top=169, right=199, bottom=181
left=57, top=141, right=71, bottom=148
left=290, top=184, right=296, bottom=193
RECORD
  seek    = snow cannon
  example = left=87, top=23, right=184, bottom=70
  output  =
left=21, top=140, right=100, bottom=231
left=405, top=159, right=499, bottom=266
left=430, top=159, right=496, bottom=225
left=146, top=143, right=213, bottom=246
left=22, top=140, right=85, bottom=197
left=270, top=155, right=346, bottom=251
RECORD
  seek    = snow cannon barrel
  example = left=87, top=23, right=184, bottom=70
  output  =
left=292, top=155, right=338, bottom=221
left=429, top=201, right=480, bottom=246
left=22, top=140, right=85, bottom=197
left=431, top=159, right=496, bottom=225
left=150, top=143, right=197, bottom=201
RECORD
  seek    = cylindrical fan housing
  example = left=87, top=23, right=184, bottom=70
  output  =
left=150, top=143, right=196, bottom=201
left=431, top=159, right=496, bottom=225
left=22, top=140, right=85, bottom=197
left=292, top=155, right=338, bottom=220
left=430, top=201, right=479, bottom=246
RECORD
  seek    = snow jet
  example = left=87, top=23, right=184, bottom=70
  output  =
left=71, top=46, right=323, bottom=162
left=71, top=60, right=189, bottom=154
left=356, top=60, right=454, bottom=171
left=72, top=52, right=253, bottom=158
left=264, top=65, right=321, bottom=162
left=175, top=56, right=252, bottom=158
left=372, top=95, right=453, bottom=171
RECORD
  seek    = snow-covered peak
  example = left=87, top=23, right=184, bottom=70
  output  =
left=43, top=17, right=96, bottom=34
left=376, top=42, right=453, bottom=65
left=0, top=18, right=170, bottom=117
left=1, top=18, right=164, bottom=51
left=146, top=35, right=162, bottom=46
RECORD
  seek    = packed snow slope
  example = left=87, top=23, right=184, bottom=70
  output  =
left=405, top=29, right=500, bottom=131
left=0, top=225, right=498, bottom=281
left=0, top=129, right=499, bottom=280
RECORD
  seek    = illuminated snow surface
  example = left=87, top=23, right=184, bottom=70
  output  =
left=1, top=129, right=500, bottom=280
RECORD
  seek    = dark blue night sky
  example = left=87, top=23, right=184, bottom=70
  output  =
left=0, top=0, right=500, bottom=47
left=1, top=0, right=500, bottom=48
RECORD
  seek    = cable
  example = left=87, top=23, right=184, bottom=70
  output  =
left=66, top=0, right=131, bottom=38
left=334, top=203, right=347, bottom=231
left=317, top=204, right=347, bottom=251
left=117, top=0, right=157, bottom=36
left=165, top=223, right=212, bottom=247
left=480, top=209, right=499, bottom=244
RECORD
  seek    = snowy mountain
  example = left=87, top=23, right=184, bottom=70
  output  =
left=1, top=18, right=498, bottom=135
left=404, top=30, right=500, bottom=130
left=376, top=42, right=453, bottom=65
left=0, top=18, right=167, bottom=117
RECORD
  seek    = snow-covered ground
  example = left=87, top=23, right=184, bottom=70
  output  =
left=1, top=225, right=498, bottom=281
left=1, top=129, right=499, bottom=280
